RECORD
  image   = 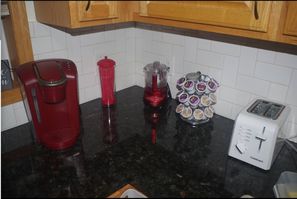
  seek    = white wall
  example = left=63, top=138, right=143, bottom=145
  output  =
left=134, top=29, right=297, bottom=142
left=1, top=2, right=297, bottom=143
left=1, top=20, right=10, bottom=60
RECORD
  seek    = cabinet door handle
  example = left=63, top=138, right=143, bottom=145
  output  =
left=254, top=1, right=259, bottom=20
left=85, top=0, right=91, bottom=11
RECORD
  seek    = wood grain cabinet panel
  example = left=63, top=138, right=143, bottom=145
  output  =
left=283, top=2, right=297, bottom=37
left=34, top=1, right=129, bottom=28
left=139, top=1, right=272, bottom=32
left=77, top=1, right=118, bottom=22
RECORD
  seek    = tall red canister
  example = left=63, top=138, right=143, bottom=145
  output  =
left=97, top=56, right=116, bottom=107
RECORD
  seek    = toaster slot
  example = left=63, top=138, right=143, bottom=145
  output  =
left=248, top=100, right=270, bottom=116
left=247, top=99, right=285, bottom=120
left=264, top=104, right=285, bottom=120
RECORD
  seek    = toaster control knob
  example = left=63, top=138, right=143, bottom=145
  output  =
left=236, top=142, right=246, bottom=154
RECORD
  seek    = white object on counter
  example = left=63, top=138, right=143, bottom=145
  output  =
left=228, top=99, right=291, bottom=170
left=273, top=171, right=297, bottom=198
left=120, top=189, right=147, bottom=198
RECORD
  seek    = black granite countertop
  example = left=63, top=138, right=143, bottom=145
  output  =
left=2, top=86, right=297, bottom=198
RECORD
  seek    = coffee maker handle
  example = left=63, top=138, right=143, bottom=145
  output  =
left=31, top=87, right=41, bottom=123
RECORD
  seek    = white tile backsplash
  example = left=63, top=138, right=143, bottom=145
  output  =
left=238, top=46, right=257, bottom=76
left=151, top=40, right=172, bottom=58
left=66, top=34, right=81, bottom=62
left=33, top=22, right=51, bottom=37
left=197, top=49, right=224, bottom=68
left=284, top=122, right=297, bottom=141
left=184, top=36, right=197, bottom=63
left=38, top=50, right=68, bottom=60
left=3, top=21, right=297, bottom=144
left=268, top=83, right=288, bottom=102
left=286, top=69, right=297, bottom=106
left=163, top=32, right=185, bottom=46
left=255, top=62, right=292, bottom=85
left=212, top=41, right=241, bottom=57
left=275, top=52, right=297, bottom=69
left=14, top=105, right=29, bottom=125
left=31, top=37, right=52, bottom=54
left=126, top=38, right=135, bottom=63
left=236, top=75, right=270, bottom=97
left=197, top=38, right=212, bottom=50
left=2, top=105, right=17, bottom=131
left=85, top=84, right=101, bottom=102
left=171, top=45, right=184, bottom=74
left=231, top=104, right=244, bottom=120
left=288, top=105, right=297, bottom=123
left=213, top=99, right=233, bottom=119
left=257, top=49, right=276, bottom=64
left=208, top=67, right=222, bottom=83
left=220, top=86, right=251, bottom=106
left=183, top=61, right=203, bottom=75
left=222, top=56, right=239, bottom=87
left=126, top=28, right=136, bottom=38
left=78, top=88, right=87, bottom=104
left=104, top=29, right=117, bottom=41
left=80, top=32, right=105, bottom=46
left=50, top=28, right=66, bottom=51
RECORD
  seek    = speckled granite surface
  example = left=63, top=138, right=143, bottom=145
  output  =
left=2, top=86, right=297, bottom=198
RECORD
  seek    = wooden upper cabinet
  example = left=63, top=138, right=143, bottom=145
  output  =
left=77, top=1, right=118, bottom=22
left=34, top=1, right=130, bottom=29
left=139, top=1, right=272, bottom=32
left=282, top=2, right=297, bottom=37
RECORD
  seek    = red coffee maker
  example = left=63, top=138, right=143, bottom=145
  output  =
left=16, top=59, right=80, bottom=150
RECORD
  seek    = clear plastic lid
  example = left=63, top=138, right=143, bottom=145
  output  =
left=143, top=61, right=170, bottom=88
left=273, top=171, right=297, bottom=198
left=143, top=61, right=169, bottom=74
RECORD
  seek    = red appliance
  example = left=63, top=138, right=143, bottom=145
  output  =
left=143, top=61, right=170, bottom=107
left=102, top=107, right=118, bottom=144
left=143, top=101, right=172, bottom=145
left=97, top=56, right=116, bottom=107
left=16, top=59, right=80, bottom=150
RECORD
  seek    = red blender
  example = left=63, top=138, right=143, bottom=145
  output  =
left=143, top=61, right=171, bottom=144
left=97, top=56, right=116, bottom=107
left=143, top=61, right=170, bottom=108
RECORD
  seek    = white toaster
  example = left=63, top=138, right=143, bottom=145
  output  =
left=228, top=99, right=290, bottom=170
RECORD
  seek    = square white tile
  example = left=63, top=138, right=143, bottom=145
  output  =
left=255, top=62, right=292, bottom=85
left=257, top=49, right=276, bottom=64
left=286, top=70, right=297, bottom=106
left=238, top=46, right=257, bottom=76
left=31, top=37, right=52, bottom=54
left=212, top=41, right=241, bottom=57
left=184, top=36, right=198, bottom=63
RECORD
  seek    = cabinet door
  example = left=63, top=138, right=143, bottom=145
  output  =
left=139, top=1, right=271, bottom=32
left=77, top=1, right=118, bottom=22
left=283, top=2, right=297, bottom=37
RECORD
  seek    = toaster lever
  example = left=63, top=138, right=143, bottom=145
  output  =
left=256, top=127, right=267, bottom=151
